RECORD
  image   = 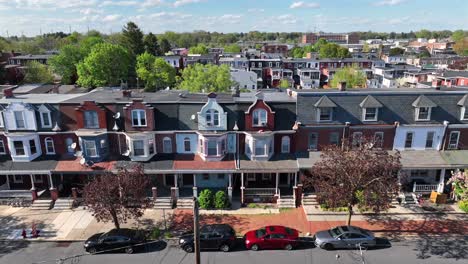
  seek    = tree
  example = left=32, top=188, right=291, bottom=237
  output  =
left=223, top=44, right=241, bottom=53
left=279, top=79, right=290, bottom=88
left=23, top=61, right=54, bottom=84
left=303, top=139, right=401, bottom=225
left=76, top=43, right=131, bottom=88
left=330, top=66, right=366, bottom=89
left=144, top=33, right=161, bottom=56
left=189, top=44, right=209, bottom=54
left=389, top=47, right=405, bottom=56
left=453, top=38, right=468, bottom=56
left=121, top=21, right=144, bottom=56
left=362, top=43, right=370, bottom=52
left=48, top=45, right=82, bottom=84
left=83, top=165, right=151, bottom=229
left=418, top=50, right=431, bottom=58
left=159, top=38, right=171, bottom=54
left=415, top=29, right=432, bottom=39
left=452, top=30, right=466, bottom=42
left=319, top=43, right=350, bottom=59
left=178, top=64, right=234, bottom=92
left=313, top=38, right=328, bottom=51
left=136, top=52, right=176, bottom=91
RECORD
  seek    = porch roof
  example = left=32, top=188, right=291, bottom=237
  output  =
left=296, top=151, right=322, bottom=169
left=399, top=150, right=451, bottom=169
left=115, top=154, right=174, bottom=173
left=54, top=157, right=116, bottom=173
left=440, top=150, right=468, bottom=168
left=0, top=155, right=59, bottom=174
left=239, top=154, right=298, bottom=172
left=173, top=154, right=236, bottom=172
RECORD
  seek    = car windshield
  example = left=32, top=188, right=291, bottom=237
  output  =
left=255, top=228, right=266, bottom=238
left=329, top=227, right=343, bottom=238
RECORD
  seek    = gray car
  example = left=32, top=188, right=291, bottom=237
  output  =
left=314, top=226, right=376, bottom=250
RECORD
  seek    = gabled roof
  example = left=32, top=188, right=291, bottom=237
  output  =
left=314, top=96, right=337, bottom=108
left=359, top=95, right=383, bottom=108
left=457, top=94, right=468, bottom=106
left=412, top=95, right=437, bottom=108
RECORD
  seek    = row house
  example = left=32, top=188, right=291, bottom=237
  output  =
left=8, top=54, right=52, bottom=66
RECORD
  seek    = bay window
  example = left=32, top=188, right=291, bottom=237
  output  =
left=254, top=140, right=267, bottom=156
left=207, top=141, right=217, bottom=156
left=83, top=140, right=98, bottom=157
left=133, top=140, right=145, bottom=156
left=14, top=141, right=25, bottom=155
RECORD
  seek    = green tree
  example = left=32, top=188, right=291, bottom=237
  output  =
left=452, top=30, right=466, bottom=42
left=319, top=43, right=350, bottom=59
left=279, top=79, right=290, bottom=88
left=23, top=61, right=54, bottom=84
left=313, top=38, right=328, bottom=51
left=79, top=36, right=104, bottom=55
left=223, top=44, right=241, bottom=53
left=330, top=66, right=367, bottom=89
left=363, top=43, right=370, bottom=52
left=76, top=43, right=131, bottom=88
left=179, top=64, right=234, bottom=92
left=189, top=44, right=209, bottom=54
left=48, top=45, right=82, bottom=84
left=389, top=47, right=405, bottom=56
left=415, top=29, right=432, bottom=39
left=121, top=21, right=144, bottom=56
left=453, top=38, right=468, bottom=56
left=418, top=50, right=431, bottom=58
left=159, top=38, right=171, bottom=54
left=143, top=33, right=161, bottom=56
left=136, top=52, right=176, bottom=91
left=290, top=47, right=304, bottom=58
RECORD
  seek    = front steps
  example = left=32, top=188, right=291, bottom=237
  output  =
left=302, top=193, right=319, bottom=207
left=30, top=199, right=53, bottom=210
left=177, top=197, right=194, bottom=209
left=277, top=195, right=295, bottom=208
left=153, top=197, right=173, bottom=210
left=52, top=198, right=73, bottom=210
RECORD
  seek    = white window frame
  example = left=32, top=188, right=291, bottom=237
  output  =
left=448, top=131, right=460, bottom=150
left=253, top=139, right=268, bottom=157
left=207, top=140, right=218, bottom=156
left=183, top=137, right=191, bottom=152
left=363, top=107, right=378, bottom=121
left=13, top=140, right=26, bottom=156
left=415, top=107, right=431, bottom=121
left=0, top=139, right=5, bottom=154
left=131, top=109, right=147, bottom=127
left=425, top=131, right=435, bottom=149
left=0, top=112, right=3, bottom=127
left=14, top=111, right=26, bottom=129
left=329, top=132, right=340, bottom=145
left=44, top=137, right=55, bottom=154
left=252, top=109, right=268, bottom=127
left=317, top=107, right=333, bottom=122
left=13, top=175, right=23, bottom=184
left=281, top=136, right=290, bottom=153
left=84, top=111, right=99, bottom=129
left=133, top=140, right=145, bottom=157
left=404, top=132, right=414, bottom=149
left=83, top=140, right=98, bottom=157
left=461, top=106, right=468, bottom=121
left=308, top=133, right=318, bottom=150
left=162, top=137, right=172, bottom=153
left=206, top=110, right=220, bottom=126
left=373, top=132, right=384, bottom=148
left=40, top=111, right=52, bottom=128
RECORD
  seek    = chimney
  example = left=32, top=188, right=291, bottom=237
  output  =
left=338, top=81, right=347, bottom=91
left=3, top=88, right=14, bottom=98
left=122, top=90, right=132, bottom=98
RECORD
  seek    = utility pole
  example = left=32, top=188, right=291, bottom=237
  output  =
left=193, top=196, right=200, bottom=264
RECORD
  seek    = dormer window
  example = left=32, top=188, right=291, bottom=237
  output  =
left=412, top=95, right=436, bottom=122
left=416, top=107, right=431, bottom=121
left=206, top=110, right=219, bottom=126
left=363, top=108, right=378, bottom=121
left=318, top=107, right=332, bottom=121
left=40, top=111, right=52, bottom=128
left=461, top=107, right=468, bottom=121
left=281, top=136, right=290, bottom=153
left=84, top=111, right=99, bottom=128
left=253, top=109, right=267, bottom=126
left=132, top=109, right=147, bottom=127
left=14, top=111, right=25, bottom=129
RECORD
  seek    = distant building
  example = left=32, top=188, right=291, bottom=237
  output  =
left=261, top=44, right=288, bottom=57
left=8, top=54, right=52, bottom=66
left=302, top=32, right=359, bottom=45
left=230, top=69, right=257, bottom=90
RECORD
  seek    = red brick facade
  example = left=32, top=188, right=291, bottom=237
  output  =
left=245, top=100, right=275, bottom=131
left=74, top=101, right=107, bottom=129
left=123, top=99, right=155, bottom=132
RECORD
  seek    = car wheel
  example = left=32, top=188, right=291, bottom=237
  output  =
left=88, top=247, right=97, bottom=254
left=184, top=244, right=194, bottom=253
left=220, top=244, right=230, bottom=252
left=125, top=247, right=134, bottom=254
left=284, top=244, right=293, bottom=251
left=250, top=244, right=259, bottom=251
left=322, top=243, right=334, bottom=250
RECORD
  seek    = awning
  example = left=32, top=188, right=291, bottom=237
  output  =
left=239, top=154, right=298, bottom=172
left=440, top=150, right=468, bottom=168
left=0, top=155, right=59, bottom=175
left=399, top=150, right=450, bottom=169
left=173, top=154, right=236, bottom=172
left=296, top=152, right=322, bottom=169
left=54, top=157, right=116, bottom=173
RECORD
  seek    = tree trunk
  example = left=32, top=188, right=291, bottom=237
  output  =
left=346, top=204, right=353, bottom=226
left=111, top=210, right=120, bottom=229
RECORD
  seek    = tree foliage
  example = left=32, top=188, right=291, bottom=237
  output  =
left=178, top=64, right=234, bottom=92
left=76, top=43, right=131, bottom=88
left=198, top=189, right=214, bottom=209
left=279, top=79, right=290, bottom=88
left=330, top=66, right=367, bottom=88
left=453, top=38, right=468, bottom=56
left=121, top=21, right=144, bottom=56
left=448, top=170, right=468, bottom=201
left=223, top=44, right=241, bottom=53
left=303, top=139, right=402, bottom=225
left=389, top=47, right=405, bottom=56
left=189, top=44, right=209, bottom=54
left=214, top=191, right=229, bottom=209
left=319, top=43, right=350, bottom=59
left=83, top=165, right=151, bottom=229
left=136, top=52, right=176, bottom=91
left=159, top=38, right=171, bottom=54
left=143, top=33, right=161, bottom=56
left=23, top=61, right=54, bottom=84
left=48, top=45, right=81, bottom=84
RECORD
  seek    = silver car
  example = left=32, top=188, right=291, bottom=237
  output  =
left=314, top=226, right=376, bottom=250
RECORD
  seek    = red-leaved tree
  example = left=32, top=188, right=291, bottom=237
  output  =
left=303, top=139, right=402, bottom=225
left=83, top=165, right=150, bottom=229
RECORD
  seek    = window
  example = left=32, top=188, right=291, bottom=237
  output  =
left=131, top=110, right=146, bottom=127
left=29, top=139, right=37, bottom=155
left=308, top=133, right=318, bottom=150
left=66, top=138, right=74, bottom=153
left=13, top=141, right=25, bottom=155
left=0, top=139, right=5, bottom=154
left=45, top=138, right=55, bottom=154
left=0, top=112, right=3, bottom=127
left=254, top=140, right=267, bottom=156
left=206, top=110, right=219, bottom=126
left=207, top=141, right=217, bottom=156
left=199, top=139, right=203, bottom=153
left=352, top=132, right=363, bottom=148
left=425, top=131, right=435, bottom=149
left=162, top=137, right=172, bottom=153
left=247, top=174, right=256, bottom=181
left=84, top=140, right=98, bottom=157
left=14, top=111, right=25, bottom=129
left=40, top=112, right=52, bottom=128
left=253, top=109, right=267, bottom=126
left=148, top=139, right=154, bottom=155
left=262, top=173, right=271, bottom=181
left=416, top=107, right=431, bottom=121
left=217, top=174, right=224, bottom=180
left=329, top=132, right=340, bottom=145
left=363, top=108, right=378, bottom=121
left=13, top=175, right=23, bottom=183
left=318, top=108, right=332, bottom=121
left=84, top=111, right=99, bottom=128
left=203, top=174, right=209, bottom=180
left=184, top=137, right=191, bottom=152
left=281, top=136, right=290, bottom=153
left=374, top=132, right=384, bottom=148
left=405, top=132, right=414, bottom=148
left=133, top=140, right=145, bottom=156
left=462, top=107, right=468, bottom=120
left=448, top=131, right=460, bottom=149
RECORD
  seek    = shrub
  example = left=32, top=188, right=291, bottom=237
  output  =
left=214, top=190, right=229, bottom=209
left=247, top=203, right=259, bottom=208
left=150, top=228, right=160, bottom=240
left=459, top=200, right=468, bottom=213
left=198, top=189, right=214, bottom=209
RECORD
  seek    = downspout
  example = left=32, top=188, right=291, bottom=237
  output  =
left=341, top=122, right=350, bottom=150
left=441, top=120, right=449, bottom=151
left=393, top=121, right=400, bottom=150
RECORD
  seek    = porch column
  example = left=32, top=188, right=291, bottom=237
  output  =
left=228, top=174, right=233, bottom=204
left=30, top=174, right=35, bottom=190
left=438, top=169, right=446, bottom=193
left=240, top=173, right=245, bottom=205
left=294, top=172, right=298, bottom=187
left=275, top=172, right=279, bottom=195
left=49, top=173, right=58, bottom=201
left=30, top=174, right=38, bottom=201
left=192, top=174, right=198, bottom=198
left=171, top=174, right=179, bottom=199
left=6, top=175, right=10, bottom=190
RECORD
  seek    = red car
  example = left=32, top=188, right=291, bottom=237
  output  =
left=244, top=226, right=299, bottom=251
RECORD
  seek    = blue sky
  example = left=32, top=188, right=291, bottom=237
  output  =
left=0, top=0, right=467, bottom=37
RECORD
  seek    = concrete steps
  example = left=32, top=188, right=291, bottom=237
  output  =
left=154, top=197, right=173, bottom=210
left=277, top=197, right=296, bottom=208
left=52, top=198, right=73, bottom=210
left=30, top=199, right=53, bottom=210
left=177, top=197, right=194, bottom=209
left=302, top=194, right=319, bottom=206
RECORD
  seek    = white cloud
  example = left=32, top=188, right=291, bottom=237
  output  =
left=79, top=8, right=103, bottom=15
left=102, top=14, right=122, bottom=22
left=374, top=0, right=406, bottom=6
left=247, top=8, right=265, bottom=13
left=289, top=1, right=320, bottom=9
left=11, top=0, right=98, bottom=10
left=173, top=0, right=204, bottom=7
left=100, top=1, right=139, bottom=7
left=141, top=0, right=164, bottom=8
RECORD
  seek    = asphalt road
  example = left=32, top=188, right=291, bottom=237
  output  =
left=0, top=235, right=466, bottom=264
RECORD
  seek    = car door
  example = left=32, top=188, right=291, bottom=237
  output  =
left=260, top=234, right=272, bottom=249
left=348, top=233, right=368, bottom=248
left=199, top=233, right=211, bottom=250
left=335, top=233, right=351, bottom=249
left=270, top=233, right=286, bottom=249
left=101, top=236, right=118, bottom=252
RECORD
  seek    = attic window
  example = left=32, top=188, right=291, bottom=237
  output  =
left=253, top=109, right=267, bottom=127
left=416, top=107, right=431, bottom=121
left=206, top=110, right=219, bottom=126
left=318, top=107, right=332, bottom=121
left=461, top=107, right=468, bottom=121
left=363, top=108, right=378, bottom=121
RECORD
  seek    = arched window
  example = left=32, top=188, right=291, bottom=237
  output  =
left=184, top=137, right=191, bottom=152
left=66, top=138, right=74, bottom=153
left=253, top=109, right=267, bottom=126
left=163, top=137, right=172, bottom=153
left=281, top=136, right=290, bottom=153
left=206, top=110, right=220, bottom=126
left=45, top=137, right=55, bottom=154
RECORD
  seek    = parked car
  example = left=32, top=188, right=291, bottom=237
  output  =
left=84, top=228, right=146, bottom=254
left=179, top=224, right=236, bottom=253
left=244, top=225, right=299, bottom=251
left=314, top=226, right=376, bottom=250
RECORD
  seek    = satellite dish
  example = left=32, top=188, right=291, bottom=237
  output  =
left=122, top=150, right=130, bottom=156
left=71, top=143, right=77, bottom=149
left=113, top=112, right=121, bottom=119
left=79, top=157, right=86, bottom=165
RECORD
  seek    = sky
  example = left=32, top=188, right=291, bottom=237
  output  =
left=0, top=0, right=467, bottom=37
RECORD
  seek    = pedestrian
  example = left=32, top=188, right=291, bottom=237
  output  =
left=21, top=229, right=27, bottom=239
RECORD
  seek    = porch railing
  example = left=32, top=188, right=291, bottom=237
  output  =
left=413, top=182, right=438, bottom=193
left=244, top=188, right=276, bottom=197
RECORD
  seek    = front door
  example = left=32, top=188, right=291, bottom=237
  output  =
left=165, top=174, right=174, bottom=187
left=279, top=173, right=289, bottom=186
left=182, top=174, right=194, bottom=186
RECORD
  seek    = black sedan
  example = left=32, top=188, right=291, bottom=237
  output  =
left=179, top=224, right=237, bottom=253
left=84, top=228, right=146, bottom=254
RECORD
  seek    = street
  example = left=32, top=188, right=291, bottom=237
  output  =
left=0, top=235, right=466, bottom=264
